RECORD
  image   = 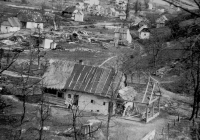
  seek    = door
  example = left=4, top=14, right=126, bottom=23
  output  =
left=108, top=102, right=113, bottom=114
left=73, top=95, right=79, bottom=106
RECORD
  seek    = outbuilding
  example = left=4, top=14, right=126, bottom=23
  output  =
left=1, top=17, right=21, bottom=33
left=17, top=10, right=45, bottom=29
left=138, top=25, right=150, bottom=39
left=114, top=27, right=132, bottom=45
left=156, top=15, right=168, bottom=28
left=73, top=10, right=84, bottom=22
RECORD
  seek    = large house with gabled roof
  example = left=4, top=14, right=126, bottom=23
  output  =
left=17, top=10, right=46, bottom=29
left=1, top=17, right=21, bottom=33
left=42, top=61, right=123, bottom=115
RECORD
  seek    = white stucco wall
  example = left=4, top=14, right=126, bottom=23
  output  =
left=115, top=30, right=132, bottom=44
left=74, top=14, right=84, bottom=22
left=139, top=32, right=150, bottom=39
left=126, top=29, right=132, bottom=43
left=26, top=22, right=43, bottom=29
left=64, top=91, right=115, bottom=115
left=42, top=38, right=54, bottom=49
left=84, top=0, right=99, bottom=6
left=1, top=26, right=20, bottom=33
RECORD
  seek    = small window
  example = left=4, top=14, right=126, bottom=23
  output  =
left=91, top=110, right=93, bottom=112
left=103, top=102, right=106, bottom=105
left=97, top=110, right=99, bottom=112
left=68, top=94, right=71, bottom=98
left=91, top=100, right=94, bottom=103
left=57, top=92, right=64, bottom=98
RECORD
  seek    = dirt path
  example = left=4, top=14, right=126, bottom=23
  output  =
left=2, top=70, right=41, bottom=79
left=99, top=56, right=118, bottom=67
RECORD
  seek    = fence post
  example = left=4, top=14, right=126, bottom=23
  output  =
left=174, top=119, right=176, bottom=126
left=177, top=114, right=180, bottom=122
left=167, top=123, right=170, bottom=140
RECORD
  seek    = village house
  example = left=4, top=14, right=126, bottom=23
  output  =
left=76, top=2, right=85, bottom=10
left=31, top=34, right=57, bottom=49
left=119, top=11, right=126, bottom=20
left=73, top=10, right=84, bottom=22
left=148, top=3, right=154, bottom=10
left=42, top=38, right=57, bottom=49
left=62, top=6, right=76, bottom=16
left=42, top=61, right=123, bottom=115
left=138, top=25, right=150, bottom=39
left=17, top=10, right=45, bottom=30
left=155, top=15, right=168, bottom=28
left=62, top=6, right=84, bottom=22
left=1, top=17, right=21, bottom=33
left=114, top=27, right=132, bottom=45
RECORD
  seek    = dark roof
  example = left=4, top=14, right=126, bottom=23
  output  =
left=64, top=64, right=122, bottom=98
left=17, top=10, right=46, bottom=23
left=1, top=17, right=21, bottom=27
left=141, top=28, right=150, bottom=32
left=63, top=6, right=76, bottom=13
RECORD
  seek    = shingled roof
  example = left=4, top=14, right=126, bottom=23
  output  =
left=65, top=64, right=122, bottom=98
left=17, top=10, right=46, bottom=23
left=43, top=62, right=123, bottom=98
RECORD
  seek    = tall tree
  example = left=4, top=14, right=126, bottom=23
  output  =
left=134, top=0, right=142, bottom=14
left=144, top=0, right=150, bottom=9
left=162, top=0, right=200, bottom=120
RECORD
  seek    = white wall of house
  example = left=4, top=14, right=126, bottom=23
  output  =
left=74, top=13, right=84, bottom=22
left=148, top=3, right=153, bottom=10
left=64, top=91, right=115, bottom=115
left=126, top=29, right=132, bottom=43
left=1, top=26, right=20, bottom=33
left=115, top=29, right=132, bottom=43
left=120, top=15, right=126, bottom=20
left=26, top=22, right=43, bottom=29
left=42, top=38, right=54, bottom=49
left=139, top=32, right=150, bottom=39
left=84, top=0, right=99, bottom=6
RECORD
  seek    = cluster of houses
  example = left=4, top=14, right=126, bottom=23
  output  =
left=1, top=10, right=45, bottom=33
left=62, top=0, right=129, bottom=22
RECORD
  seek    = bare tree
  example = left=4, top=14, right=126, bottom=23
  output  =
left=162, top=0, right=200, bottom=120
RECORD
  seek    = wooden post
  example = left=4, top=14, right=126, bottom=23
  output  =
left=146, top=105, right=148, bottom=123
left=174, top=119, right=176, bottom=126
left=177, top=114, right=180, bottom=122
left=167, top=123, right=170, bottom=140
left=162, top=127, right=164, bottom=135
left=158, top=97, right=161, bottom=113
left=88, top=125, right=91, bottom=137
left=152, top=103, right=154, bottom=117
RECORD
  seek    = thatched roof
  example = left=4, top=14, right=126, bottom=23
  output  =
left=42, top=61, right=75, bottom=89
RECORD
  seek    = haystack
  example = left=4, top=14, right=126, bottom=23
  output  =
left=42, top=60, right=75, bottom=89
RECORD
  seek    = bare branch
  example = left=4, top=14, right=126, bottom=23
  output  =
left=162, top=0, right=200, bottom=18
left=193, top=0, right=200, bottom=9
